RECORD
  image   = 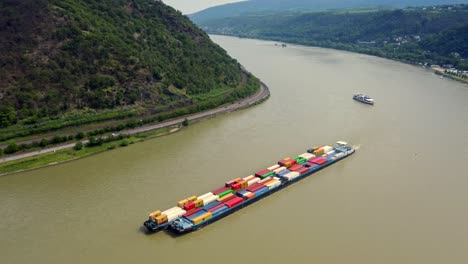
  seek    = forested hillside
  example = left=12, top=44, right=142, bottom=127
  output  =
left=198, top=5, right=468, bottom=69
left=190, top=0, right=468, bottom=23
left=0, top=0, right=246, bottom=128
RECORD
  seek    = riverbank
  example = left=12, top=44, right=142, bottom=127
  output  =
left=0, top=81, right=270, bottom=175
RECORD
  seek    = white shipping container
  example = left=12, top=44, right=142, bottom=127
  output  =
left=162, top=206, right=183, bottom=215
left=243, top=175, right=255, bottom=181
left=274, top=166, right=287, bottom=173
left=258, top=177, right=274, bottom=184
left=298, top=153, right=314, bottom=160
left=284, top=172, right=300, bottom=180
left=198, top=192, right=214, bottom=200
left=202, top=195, right=218, bottom=205
left=167, top=209, right=186, bottom=221
left=322, top=146, right=333, bottom=153
left=326, top=150, right=335, bottom=155
left=266, top=181, right=281, bottom=189
left=247, top=177, right=261, bottom=186
left=267, top=164, right=280, bottom=171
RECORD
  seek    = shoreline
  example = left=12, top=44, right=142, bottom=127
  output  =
left=0, top=80, right=270, bottom=176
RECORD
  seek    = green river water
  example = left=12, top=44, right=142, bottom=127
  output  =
left=1, top=35, right=468, bottom=263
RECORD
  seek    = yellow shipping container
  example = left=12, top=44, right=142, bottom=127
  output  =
left=177, top=199, right=189, bottom=208
left=187, top=196, right=197, bottom=202
left=194, top=199, right=204, bottom=208
left=149, top=210, right=161, bottom=220
left=313, top=149, right=324, bottom=156
left=191, top=212, right=213, bottom=225
left=239, top=180, right=248, bottom=189
left=155, top=214, right=168, bottom=225
left=217, top=193, right=234, bottom=202
left=284, top=161, right=292, bottom=168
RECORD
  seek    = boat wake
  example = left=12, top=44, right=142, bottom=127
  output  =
left=352, top=144, right=361, bottom=150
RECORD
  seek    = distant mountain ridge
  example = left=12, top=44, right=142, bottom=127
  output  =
left=190, top=0, right=468, bottom=23
left=0, top=0, right=246, bottom=127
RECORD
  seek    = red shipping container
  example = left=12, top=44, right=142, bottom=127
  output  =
left=246, top=183, right=266, bottom=193
left=225, top=180, right=236, bottom=187
left=304, top=162, right=314, bottom=167
left=183, top=208, right=202, bottom=217
left=212, top=186, right=230, bottom=195
left=311, top=157, right=327, bottom=165
left=224, top=196, right=244, bottom=208
left=297, top=167, right=309, bottom=174
left=207, top=203, right=225, bottom=212
left=183, top=202, right=195, bottom=211
left=219, top=194, right=237, bottom=203
left=255, top=169, right=271, bottom=177
left=231, top=182, right=241, bottom=190
left=289, top=164, right=303, bottom=171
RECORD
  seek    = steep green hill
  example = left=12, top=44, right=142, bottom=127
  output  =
left=0, top=0, right=246, bottom=128
left=198, top=5, right=468, bottom=69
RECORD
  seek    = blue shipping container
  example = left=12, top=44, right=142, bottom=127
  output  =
left=187, top=209, right=207, bottom=220
left=211, top=205, right=228, bottom=216
left=277, top=169, right=291, bottom=176
left=254, top=187, right=269, bottom=196
left=203, top=201, right=221, bottom=211
left=237, top=189, right=248, bottom=196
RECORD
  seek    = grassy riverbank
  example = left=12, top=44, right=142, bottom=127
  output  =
left=0, top=126, right=178, bottom=176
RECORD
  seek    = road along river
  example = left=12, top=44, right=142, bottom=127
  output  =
left=1, top=35, right=468, bottom=264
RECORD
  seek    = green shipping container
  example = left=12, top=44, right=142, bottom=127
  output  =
left=262, top=171, right=275, bottom=179
left=218, top=189, right=234, bottom=198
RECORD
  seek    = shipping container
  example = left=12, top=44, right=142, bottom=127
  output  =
left=212, top=186, right=231, bottom=195
left=167, top=209, right=186, bottom=222
left=198, top=192, right=214, bottom=200
left=155, top=214, right=168, bottom=225
left=277, top=169, right=292, bottom=176
left=224, top=196, right=244, bottom=208
left=218, top=189, right=234, bottom=198
left=232, top=182, right=241, bottom=190
left=183, top=202, right=195, bottom=211
left=190, top=212, right=212, bottom=224
left=245, top=192, right=256, bottom=199
left=297, top=167, right=310, bottom=174
left=298, top=153, right=314, bottom=160
left=247, top=177, right=261, bottom=186
left=217, top=193, right=235, bottom=202
left=187, top=196, right=197, bottom=202
left=201, top=195, right=218, bottom=206
left=162, top=206, right=183, bottom=215
left=238, top=180, right=248, bottom=189
left=265, top=180, right=281, bottom=189
left=289, top=164, right=303, bottom=171
left=211, top=205, right=229, bottom=216
left=246, top=183, right=266, bottom=192
left=311, top=157, right=327, bottom=166
left=254, top=186, right=269, bottom=196
left=184, top=208, right=202, bottom=218
left=322, top=146, right=333, bottom=153
left=186, top=209, right=207, bottom=220
left=255, top=169, right=271, bottom=177
left=243, top=175, right=255, bottom=181
left=149, top=210, right=161, bottom=221
left=207, top=203, right=226, bottom=213
left=203, top=201, right=221, bottom=211
left=273, top=166, right=287, bottom=173
left=313, top=148, right=325, bottom=156
left=194, top=199, right=204, bottom=208
left=267, top=164, right=280, bottom=171
left=177, top=199, right=189, bottom=208
left=284, top=171, right=300, bottom=180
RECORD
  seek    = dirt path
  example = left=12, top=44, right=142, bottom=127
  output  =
left=0, top=81, right=269, bottom=164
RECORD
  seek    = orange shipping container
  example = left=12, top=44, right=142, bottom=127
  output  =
left=194, top=199, right=204, bottom=208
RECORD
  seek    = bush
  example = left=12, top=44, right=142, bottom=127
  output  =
left=4, top=143, right=19, bottom=154
left=182, top=118, right=189, bottom=126
left=75, top=132, right=85, bottom=140
left=0, top=148, right=3, bottom=156
left=120, top=140, right=129, bottom=147
left=74, top=141, right=83, bottom=151
left=39, top=138, right=49, bottom=147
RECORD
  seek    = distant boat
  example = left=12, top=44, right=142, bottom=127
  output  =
left=353, top=94, right=374, bottom=105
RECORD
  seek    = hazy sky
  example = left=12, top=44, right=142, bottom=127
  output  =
left=163, top=0, right=244, bottom=14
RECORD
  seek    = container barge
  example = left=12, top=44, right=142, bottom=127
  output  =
left=143, top=141, right=355, bottom=234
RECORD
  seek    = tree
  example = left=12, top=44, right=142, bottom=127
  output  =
left=0, top=148, right=4, bottom=156
left=74, top=142, right=83, bottom=151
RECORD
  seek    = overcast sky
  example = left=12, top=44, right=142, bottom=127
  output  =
left=163, top=0, right=244, bottom=14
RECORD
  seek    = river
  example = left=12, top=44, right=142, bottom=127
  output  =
left=1, top=35, right=468, bottom=264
